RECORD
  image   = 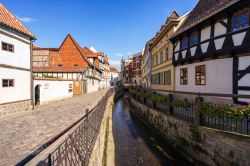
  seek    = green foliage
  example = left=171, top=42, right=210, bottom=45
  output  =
left=149, top=93, right=165, bottom=104
left=173, top=99, right=190, bottom=109
left=43, top=74, right=57, bottom=79
left=200, top=102, right=250, bottom=121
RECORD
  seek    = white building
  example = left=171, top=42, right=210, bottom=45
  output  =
left=0, top=3, right=35, bottom=113
left=171, top=0, right=250, bottom=103
left=33, top=35, right=102, bottom=105
left=110, top=67, right=119, bottom=86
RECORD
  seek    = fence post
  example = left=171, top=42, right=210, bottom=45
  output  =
left=48, top=154, right=52, bottom=166
left=168, top=91, right=174, bottom=114
left=86, top=109, right=89, bottom=152
left=194, top=94, right=204, bottom=125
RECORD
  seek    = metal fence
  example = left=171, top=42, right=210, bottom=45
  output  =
left=129, top=87, right=250, bottom=136
left=17, top=89, right=114, bottom=166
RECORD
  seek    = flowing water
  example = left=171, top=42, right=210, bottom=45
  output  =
left=112, top=93, right=193, bottom=166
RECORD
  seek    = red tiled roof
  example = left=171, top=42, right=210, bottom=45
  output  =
left=33, top=34, right=92, bottom=72
left=172, top=0, right=240, bottom=38
left=0, top=3, right=35, bottom=38
left=33, top=45, right=40, bottom=49
left=104, top=55, right=109, bottom=64
left=110, top=67, right=118, bottom=73
left=82, top=47, right=98, bottom=58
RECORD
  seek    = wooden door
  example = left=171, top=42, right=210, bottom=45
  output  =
left=73, top=81, right=81, bottom=95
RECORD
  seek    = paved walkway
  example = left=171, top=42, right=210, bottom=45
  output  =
left=0, top=90, right=108, bottom=166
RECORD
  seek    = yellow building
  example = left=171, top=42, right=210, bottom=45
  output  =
left=150, top=11, right=189, bottom=91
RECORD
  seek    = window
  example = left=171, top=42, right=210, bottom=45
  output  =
left=180, top=68, right=188, bottom=85
left=181, top=38, right=188, bottom=49
left=161, top=72, right=164, bottom=85
left=2, top=42, right=14, bottom=52
left=164, top=70, right=171, bottom=85
left=195, top=65, right=206, bottom=85
left=156, top=55, right=159, bottom=65
left=74, top=64, right=78, bottom=67
left=190, top=33, right=198, bottom=46
left=232, top=9, right=249, bottom=31
left=160, top=52, right=163, bottom=64
left=2, top=79, right=14, bottom=87
left=58, top=64, right=63, bottom=67
left=165, top=48, right=169, bottom=61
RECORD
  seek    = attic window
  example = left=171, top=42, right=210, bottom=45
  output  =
left=58, top=64, right=63, bottom=67
left=74, top=64, right=79, bottom=67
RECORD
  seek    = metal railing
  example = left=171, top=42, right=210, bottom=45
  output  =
left=17, top=89, right=114, bottom=166
left=129, top=87, right=250, bottom=136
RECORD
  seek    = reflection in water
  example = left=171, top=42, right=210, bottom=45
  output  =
left=112, top=94, right=193, bottom=166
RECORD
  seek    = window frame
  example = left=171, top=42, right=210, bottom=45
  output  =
left=232, top=8, right=250, bottom=31
left=195, top=65, right=206, bottom=86
left=181, top=37, right=189, bottom=49
left=2, top=79, right=15, bottom=87
left=180, top=68, right=188, bottom=85
left=190, top=32, right=198, bottom=46
left=2, top=42, right=14, bottom=53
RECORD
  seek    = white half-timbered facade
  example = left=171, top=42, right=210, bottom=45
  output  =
left=171, top=0, right=250, bottom=103
left=0, top=3, right=35, bottom=112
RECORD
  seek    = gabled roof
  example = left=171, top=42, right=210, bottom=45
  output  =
left=150, top=11, right=182, bottom=47
left=59, top=34, right=92, bottom=66
left=82, top=47, right=98, bottom=58
left=104, top=55, right=109, bottom=64
left=0, top=3, right=35, bottom=38
left=33, top=34, right=95, bottom=72
left=172, top=0, right=240, bottom=39
left=110, top=67, right=119, bottom=73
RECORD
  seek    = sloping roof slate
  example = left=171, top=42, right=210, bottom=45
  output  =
left=0, top=3, right=35, bottom=38
left=172, top=0, right=240, bottom=38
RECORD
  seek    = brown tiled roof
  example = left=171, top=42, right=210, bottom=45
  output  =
left=0, top=3, right=35, bottom=38
left=151, top=11, right=181, bottom=47
left=172, top=0, right=240, bottom=38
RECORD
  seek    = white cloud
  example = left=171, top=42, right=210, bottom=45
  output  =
left=109, top=60, right=121, bottom=68
left=18, top=16, right=35, bottom=23
left=116, top=53, right=123, bottom=58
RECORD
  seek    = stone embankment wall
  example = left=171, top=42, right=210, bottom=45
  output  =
left=88, top=94, right=115, bottom=166
left=130, top=97, right=250, bottom=166
left=0, top=100, right=31, bottom=116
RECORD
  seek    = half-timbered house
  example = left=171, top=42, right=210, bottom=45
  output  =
left=0, top=3, right=35, bottom=112
left=33, top=34, right=102, bottom=104
left=170, top=0, right=250, bottom=102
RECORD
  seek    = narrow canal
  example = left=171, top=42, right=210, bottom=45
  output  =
left=112, top=93, right=193, bottom=166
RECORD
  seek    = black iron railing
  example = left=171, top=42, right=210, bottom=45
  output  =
left=129, top=87, right=250, bottom=136
left=16, top=89, right=114, bottom=166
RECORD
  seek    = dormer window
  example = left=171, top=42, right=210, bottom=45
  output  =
left=190, top=33, right=198, bottom=46
left=74, top=64, right=78, bottom=67
left=181, top=38, right=188, bottom=49
left=232, top=9, right=249, bottom=31
left=58, top=64, right=63, bottom=67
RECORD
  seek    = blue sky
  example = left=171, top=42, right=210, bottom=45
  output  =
left=2, top=0, right=198, bottom=68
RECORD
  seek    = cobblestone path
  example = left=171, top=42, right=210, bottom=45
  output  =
left=0, top=90, right=108, bottom=166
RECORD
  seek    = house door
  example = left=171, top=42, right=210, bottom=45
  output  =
left=73, top=81, right=82, bottom=95
left=35, top=85, right=40, bottom=105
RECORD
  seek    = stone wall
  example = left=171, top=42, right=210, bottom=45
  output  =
left=130, top=97, right=250, bottom=166
left=0, top=100, right=31, bottom=116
